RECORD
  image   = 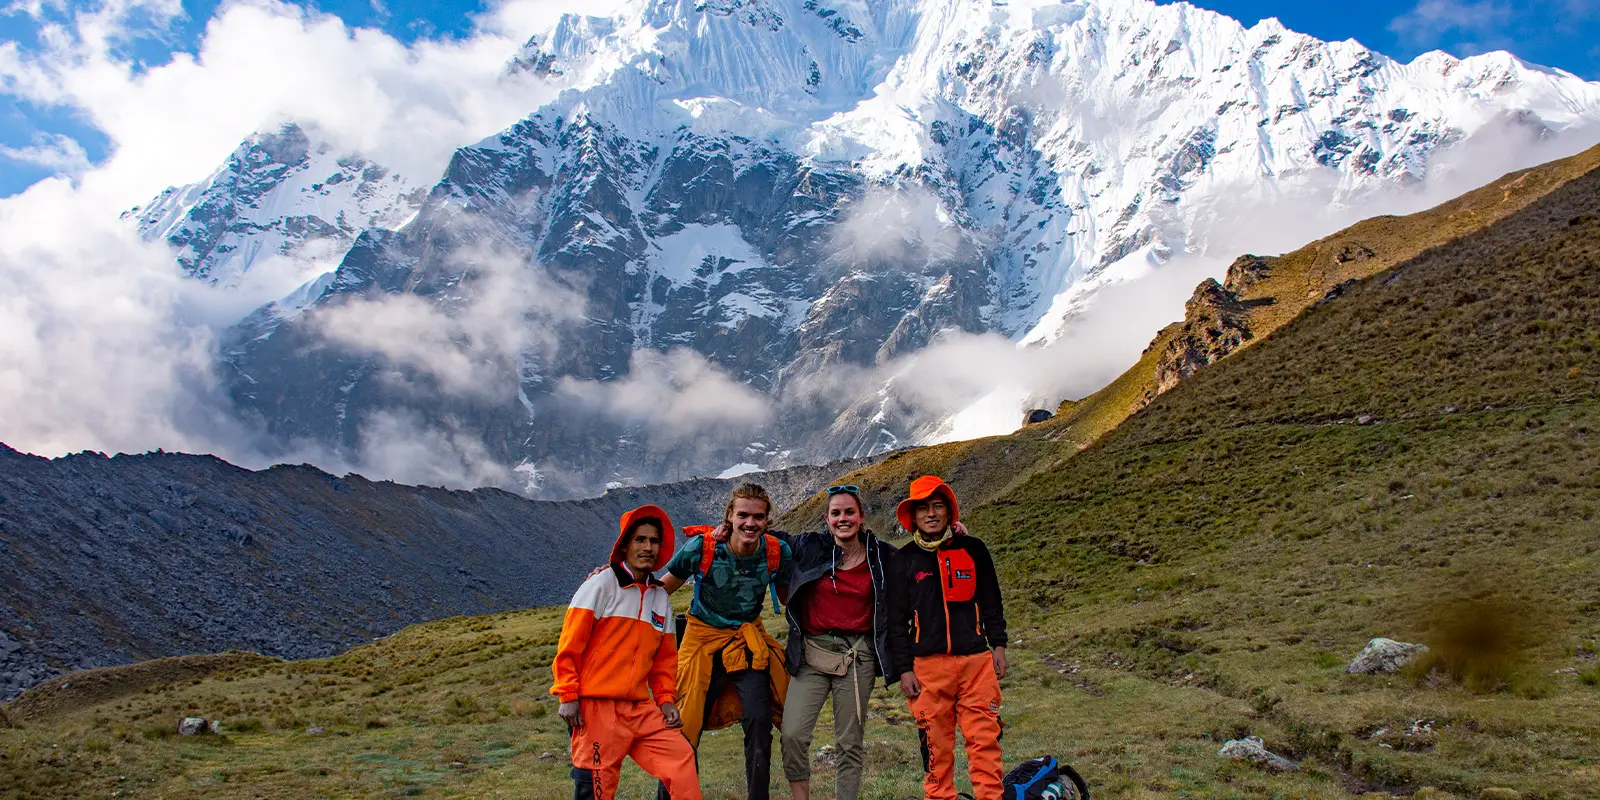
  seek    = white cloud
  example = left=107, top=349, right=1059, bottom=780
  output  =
left=0, top=132, right=91, bottom=174
left=1389, top=0, right=1512, bottom=48
left=828, top=184, right=967, bottom=267
left=0, top=0, right=584, bottom=206
left=353, top=409, right=516, bottom=490
left=311, top=231, right=585, bottom=400
left=555, top=348, right=773, bottom=443
left=0, top=176, right=248, bottom=457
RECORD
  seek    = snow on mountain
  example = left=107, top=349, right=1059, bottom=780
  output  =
left=519, top=0, right=1600, bottom=342
left=125, top=123, right=424, bottom=289
left=149, top=0, right=1600, bottom=494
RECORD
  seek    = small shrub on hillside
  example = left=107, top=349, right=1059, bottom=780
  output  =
left=1580, top=666, right=1600, bottom=687
left=229, top=716, right=264, bottom=733
left=445, top=694, right=478, bottom=718
left=1312, top=651, right=1344, bottom=669
left=140, top=722, right=176, bottom=740
left=508, top=699, right=547, bottom=718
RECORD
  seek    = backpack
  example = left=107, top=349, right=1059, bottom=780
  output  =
left=687, top=526, right=784, bottom=611
left=1001, top=755, right=1090, bottom=800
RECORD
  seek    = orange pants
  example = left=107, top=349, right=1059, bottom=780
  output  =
left=568, top=698, right=701, bottom=800
left=908, top=652, right=1003, bottom=800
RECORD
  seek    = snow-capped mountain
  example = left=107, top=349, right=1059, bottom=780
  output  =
left=144, top=0, right=1600, bottom=496
left=127, top=123, right=424, bottom=288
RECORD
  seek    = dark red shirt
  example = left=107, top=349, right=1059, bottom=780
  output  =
left=801, top=561, right=874, bottom=635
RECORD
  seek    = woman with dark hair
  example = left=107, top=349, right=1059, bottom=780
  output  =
left=777, top=485, right=897, bottom=800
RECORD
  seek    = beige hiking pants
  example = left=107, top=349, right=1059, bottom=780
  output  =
left=780, top=633, right=876, bottom=800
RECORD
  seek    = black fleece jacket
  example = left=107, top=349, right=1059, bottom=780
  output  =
left=884, top=533, right=1007, bottom=677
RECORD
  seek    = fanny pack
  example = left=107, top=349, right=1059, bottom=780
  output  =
left=804, top=634, right=869, bottom=677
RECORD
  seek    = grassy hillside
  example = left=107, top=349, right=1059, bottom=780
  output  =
left=5, top=147, right=1600, bottom=798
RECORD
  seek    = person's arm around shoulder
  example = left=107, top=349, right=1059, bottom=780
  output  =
left=775, top=538, right=795, bottom=604
left=659, top=534, right=702, bottom=594
left=970, top=536, right=1008, bottom=679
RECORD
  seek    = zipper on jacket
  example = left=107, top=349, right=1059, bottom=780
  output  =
left=940, top=552, right=953, bottom=653
left=631, top=582, right=647, bottom=693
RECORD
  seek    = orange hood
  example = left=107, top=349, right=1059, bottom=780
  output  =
left=895, top=475, right=960, bottom=533
left=612, top=504, right=676, bottom=571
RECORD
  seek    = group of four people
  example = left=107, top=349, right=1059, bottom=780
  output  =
left=550, top=476, right=1010, bottom=800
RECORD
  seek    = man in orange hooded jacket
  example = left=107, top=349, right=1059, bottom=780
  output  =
left=551, top=505, right=702, bottom=800
left=885, top=477, right=1008, bottom=800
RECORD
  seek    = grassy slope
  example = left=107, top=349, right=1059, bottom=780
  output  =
left=5, top=148, right=1600, bottom=799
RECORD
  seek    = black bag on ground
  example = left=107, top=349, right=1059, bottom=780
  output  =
left=1001, top=755, right=1090, bottom=800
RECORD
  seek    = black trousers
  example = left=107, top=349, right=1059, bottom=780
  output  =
left=655, top=654, right=774, bottom=800
left=572, top=767, right=597, bottom=800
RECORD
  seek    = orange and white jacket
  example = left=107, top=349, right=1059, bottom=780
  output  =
left=550, top=505, right=679, bottom=704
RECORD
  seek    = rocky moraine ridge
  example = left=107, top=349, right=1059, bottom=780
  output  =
left=0, top=445, right=870, bottom=700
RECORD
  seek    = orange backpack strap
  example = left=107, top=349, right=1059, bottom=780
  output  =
left=699, top=532, right=718, bottom=577
left=764, top=535, right=782, bottom=575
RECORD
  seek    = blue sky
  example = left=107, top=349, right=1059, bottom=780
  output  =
left=1, top=0, right=1597, bottom=197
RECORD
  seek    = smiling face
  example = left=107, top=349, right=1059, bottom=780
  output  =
left=912, top=496, right=950, bottom=536
left=623, top=522, right=663, bottom=573
left=826, top=492, right=863, bottom=543
left=727, top=497, right=770, bottom=548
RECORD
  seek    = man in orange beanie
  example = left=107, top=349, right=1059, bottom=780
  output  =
left=552, top=505, right=702, bottom=800
left=884, top=476, right=1008, bottom=800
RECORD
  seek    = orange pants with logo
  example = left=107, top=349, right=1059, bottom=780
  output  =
left=908, top=652, right=1003, bottom=800
left=568, top=698, right=701, bottom=800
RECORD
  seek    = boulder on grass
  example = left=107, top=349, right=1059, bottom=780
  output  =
left=1346, top=637, right=1428, bottom=674
left=1218, top=736, right=1298, bottom=772
left=177, top=717, right=211, bottom=736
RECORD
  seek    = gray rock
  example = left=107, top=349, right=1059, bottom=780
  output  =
left=1346, top=637, right=1428, bottom=674
left=178, top=717, right=210, bottom=736
left=1218, top=736, right=1298, bottom=772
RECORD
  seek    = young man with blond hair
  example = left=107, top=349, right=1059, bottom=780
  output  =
left=657, top=482, right=793, bottom=800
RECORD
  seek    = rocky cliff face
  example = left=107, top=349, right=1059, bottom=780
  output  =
left=0, top=444, right=868, bottom=700
left=1139, top=254, right=1277, bottom=408
left=134, top=0, right=1600, bottom=497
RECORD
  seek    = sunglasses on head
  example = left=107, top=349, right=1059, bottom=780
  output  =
left=825, top=484, right=861, bottom=496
